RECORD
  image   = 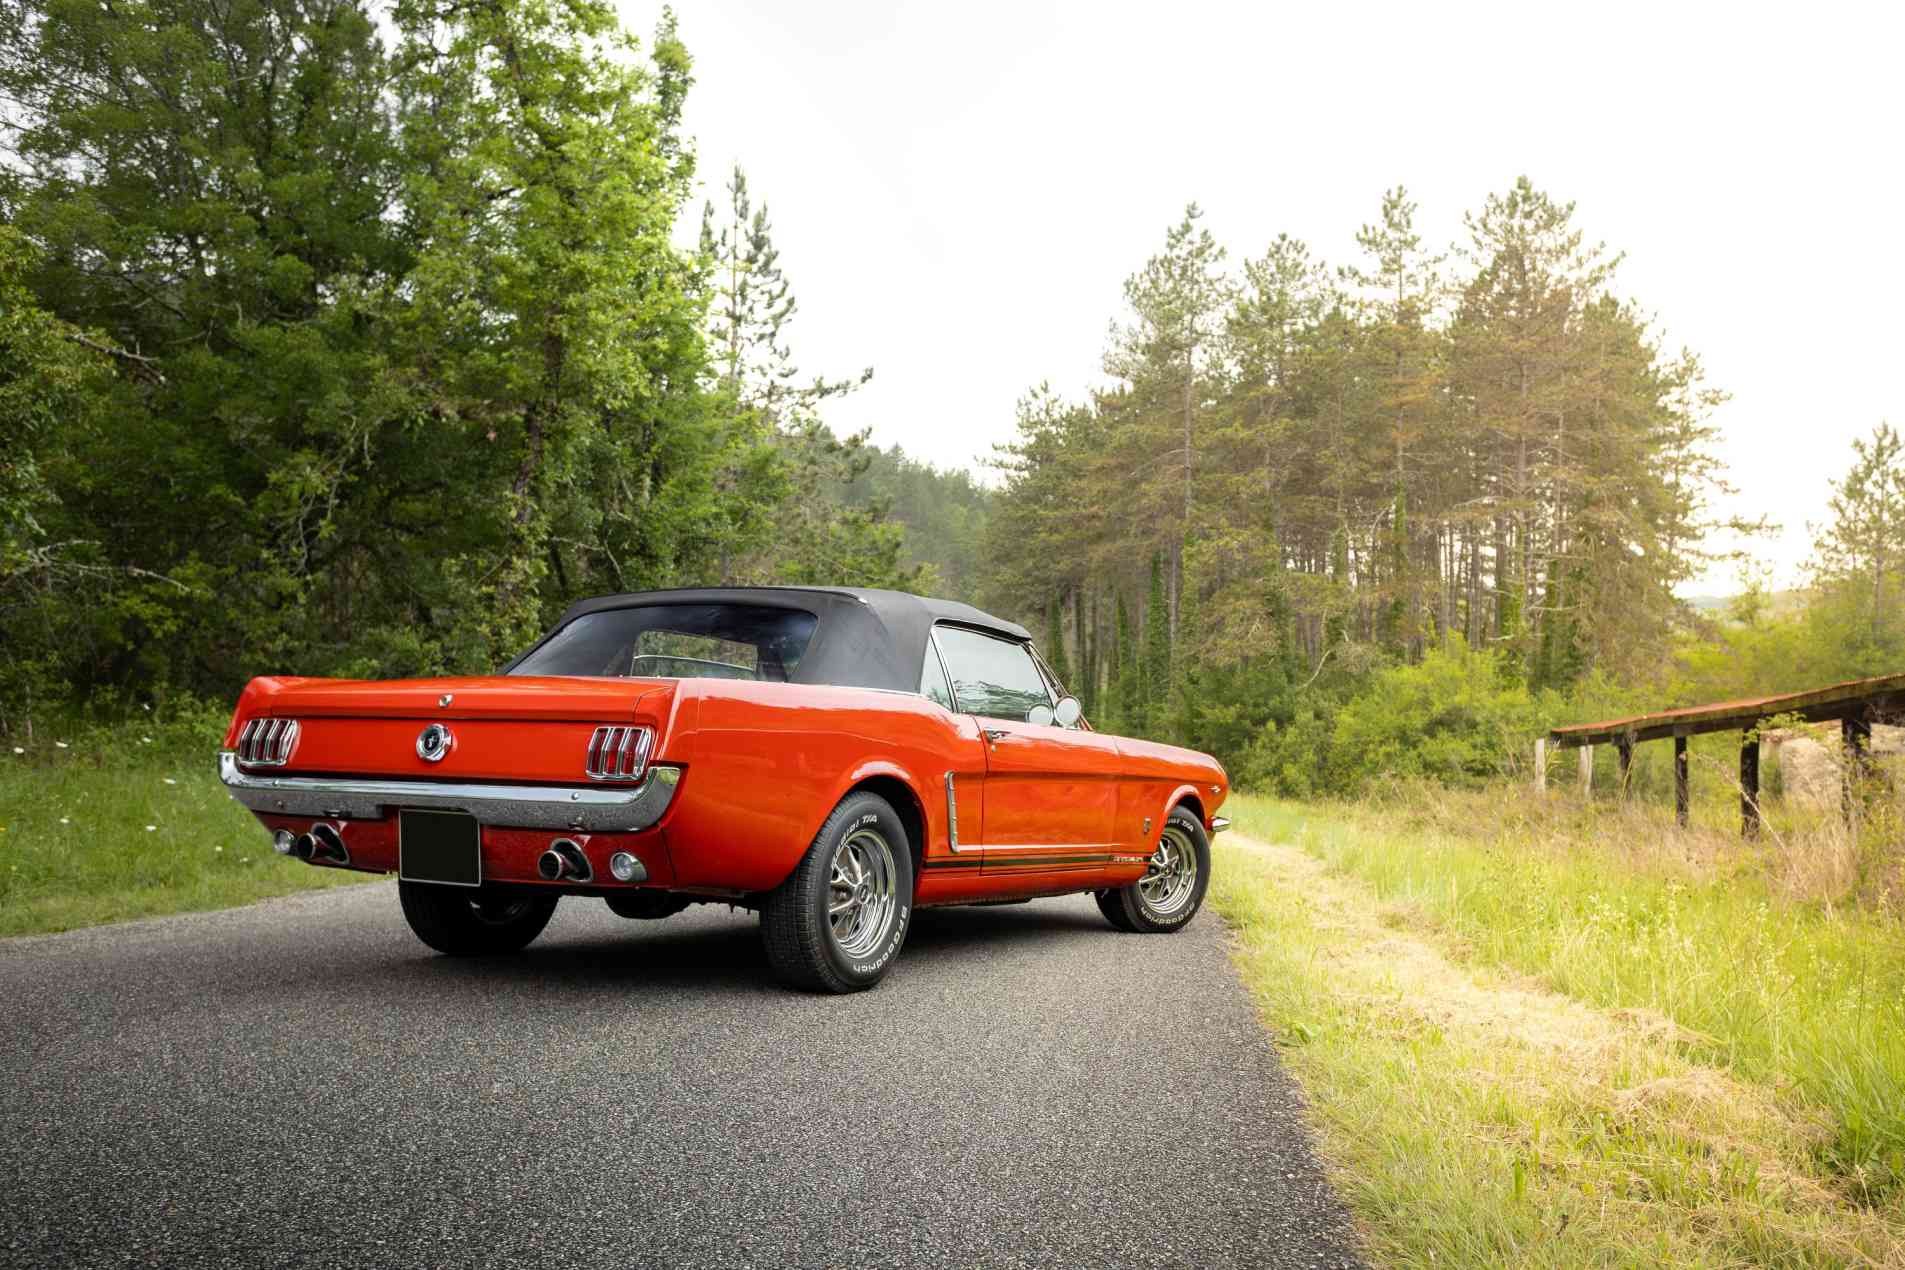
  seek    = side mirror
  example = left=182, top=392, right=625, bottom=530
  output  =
left=1052, top=696, right=1082, bottom=728
left=1026, top=702, right=1054, bottom=726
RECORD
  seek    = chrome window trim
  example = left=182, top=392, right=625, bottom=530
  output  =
left=919, top=632, right=958, bottom=712
left=217, top=751, right=680, bottom=833
left=1026, top=644, right=1088, bottom=731
left=929, top=623, right=1053, bottom=720
left=1027, top=645, right=1065, bottom=702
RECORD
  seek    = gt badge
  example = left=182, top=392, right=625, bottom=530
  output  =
left=416, top=723, right=454, bottom=763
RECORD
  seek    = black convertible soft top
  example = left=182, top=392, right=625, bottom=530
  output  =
left=511, top=586, right=1031, bottom=693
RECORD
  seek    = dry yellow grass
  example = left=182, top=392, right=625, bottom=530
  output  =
left=1213, top=822, right=1905, bottom=1266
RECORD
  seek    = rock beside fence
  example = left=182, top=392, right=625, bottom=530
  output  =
left=1765, top=724, right=1903, bottom=808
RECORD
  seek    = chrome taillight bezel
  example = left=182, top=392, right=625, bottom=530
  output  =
left=236, top=717, right=300, bottom=768
left=586, top=725, right=653, bottom=782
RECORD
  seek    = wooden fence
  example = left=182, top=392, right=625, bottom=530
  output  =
left=1538, top=672, right=1905, bottom=835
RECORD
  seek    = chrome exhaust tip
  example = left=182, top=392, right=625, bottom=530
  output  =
left=309, top=822, right=349, bottom=865
left=292, top=832, right=317, bottom=862
left=538, top=838, right=591, bottom=883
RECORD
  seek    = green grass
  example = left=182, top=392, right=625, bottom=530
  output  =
left=1212, top=788, right=1905, bottom=1266
left=0, top=736, right=376, bottom=937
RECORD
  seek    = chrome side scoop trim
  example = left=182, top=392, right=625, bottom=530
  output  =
left=1210, top=816, right=1231, bottom=834
left=217, top=751, right=680, bottom=833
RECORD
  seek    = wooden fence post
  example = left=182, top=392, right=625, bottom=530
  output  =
left=1578, top=744, right=1593, bottom=796
left=1616, top=737, right=1633, bottom=800
left=1673, top=734, right=1689, bottom=828
left=1534, top=738, right=1547, bottom=791
left=1842, top=714, right=1871, bottom=823
left=1740, top=727, right=1761, bottom=840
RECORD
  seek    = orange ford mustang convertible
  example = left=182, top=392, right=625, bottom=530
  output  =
left=218, top=587, right=1229, bottom=992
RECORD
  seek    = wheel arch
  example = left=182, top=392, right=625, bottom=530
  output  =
left=1166, top=786, right=1207, bottom=830
left=832, top=763, right=928, bottom=888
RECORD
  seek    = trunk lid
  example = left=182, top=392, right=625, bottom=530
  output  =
left=263, top=674, right=669, bottom=722
left=234, top=675, right=680, bottom=785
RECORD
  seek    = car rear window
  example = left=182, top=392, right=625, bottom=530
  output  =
left=511, top=604, right=819, bottom=681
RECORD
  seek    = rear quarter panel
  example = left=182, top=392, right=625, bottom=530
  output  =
left=658, top=681, right=980, bottom=892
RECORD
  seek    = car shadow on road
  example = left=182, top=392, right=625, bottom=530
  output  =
left=173, top=896, right=1122, bottom=1014
left=391, top=897, right=1118, bottom=1000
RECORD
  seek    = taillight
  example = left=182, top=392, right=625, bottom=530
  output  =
left=586, top=725, right=652, bottom=782
left=236, top=718, right=300, bottom=767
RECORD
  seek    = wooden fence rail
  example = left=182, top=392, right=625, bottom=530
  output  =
left=1540, top=672, right=1905, bottom=835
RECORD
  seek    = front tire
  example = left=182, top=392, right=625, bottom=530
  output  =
left=1097, top=807, right=1210, bottom=933
left=399, top=882, right=558, bottom=956
left=761, top=792, right=914, bottom=993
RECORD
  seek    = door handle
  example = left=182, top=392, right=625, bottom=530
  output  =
left=982, top=728, right=1010, bottom=742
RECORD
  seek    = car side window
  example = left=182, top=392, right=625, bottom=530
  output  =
left=919, top=641, right=955, bottom=709
left=932, top=626, right=1053, bottom=722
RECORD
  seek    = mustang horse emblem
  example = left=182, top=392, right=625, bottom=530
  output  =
left=415, top=723, right=453, bottom=762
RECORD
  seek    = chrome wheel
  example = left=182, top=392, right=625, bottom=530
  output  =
left=1138, top=825, right=1199, bottom=917
left=828, top=827, right=898, bottom=959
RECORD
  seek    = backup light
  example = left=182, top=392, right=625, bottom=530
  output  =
left=272, top=829, right=296, bottom=855
left=609, top=852, right=642, bottom=882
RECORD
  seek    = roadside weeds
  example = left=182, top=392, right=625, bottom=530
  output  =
left=1212, top=831, right=1905, bottom=1267
left=0, top=747, right=375, bottom=937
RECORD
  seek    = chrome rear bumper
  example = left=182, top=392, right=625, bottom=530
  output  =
left=216, top=751, right=680, bottom=833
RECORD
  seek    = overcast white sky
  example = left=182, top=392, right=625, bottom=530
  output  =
left=623, top=0, right=1901, bottom=593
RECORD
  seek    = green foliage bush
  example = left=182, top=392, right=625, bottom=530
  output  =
left=1240, top=641, right=1558, bottom=797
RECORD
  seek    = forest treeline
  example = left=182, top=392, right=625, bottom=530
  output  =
left=891, top=189, right=1902, bottom=792
left=3, top=0, right=1900, bottom=794
left=0, top=0, right=924, bottom=721
left=974, top=183, right=1742, bottom=788
left=974, top=190, right=1903, bottom=792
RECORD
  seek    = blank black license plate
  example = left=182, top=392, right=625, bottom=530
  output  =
left=399, top=810, right=482, bottom=887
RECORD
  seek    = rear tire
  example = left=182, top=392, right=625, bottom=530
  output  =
left=1094, top=888, right=1137, bottom=931
left=399, top=882, right=558, bottom=956
left=761, top=792, right=914, bottom=993
left=1096, top=806, right=1209, bottom=934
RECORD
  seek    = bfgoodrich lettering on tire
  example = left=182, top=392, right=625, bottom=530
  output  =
left=761, top=791, right=915, bottom=993
left=1095, top=806, right=1210, bottom=934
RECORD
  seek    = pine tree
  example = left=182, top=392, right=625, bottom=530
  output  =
left=1113, top=592, right=1139, bottom=734
left=1143, top=552, right=1171, bottom=734
left=1379, top=487, right=1409, bottom=656
left=1168, top=536, right=1198, bottom=745
left=696, top=164, right=913, bottom=589
left=1073, top=586, right=1093, bottom=716
left=1105, top=206, right=1231, bottom=621
left=1811, top=422, right=1905, bottom=666
left=1045, top=591, right=1073, bottom=689
left=1326, top=524, right=1350, bottom=649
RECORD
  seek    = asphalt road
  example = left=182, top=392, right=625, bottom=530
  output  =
left=1, top=881, right=1362, bottom=1269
